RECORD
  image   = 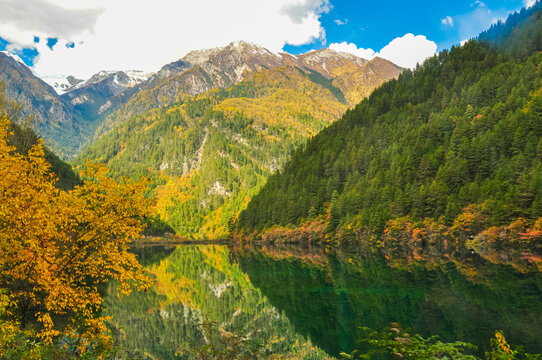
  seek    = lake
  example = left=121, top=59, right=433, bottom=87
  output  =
left=103, top=241, right=542, bottom=359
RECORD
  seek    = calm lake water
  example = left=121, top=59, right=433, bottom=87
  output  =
left=103, top=241, right=542, bottom=359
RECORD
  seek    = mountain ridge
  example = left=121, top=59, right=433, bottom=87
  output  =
left=0, top=41, right=402, bottom=158
left=0, top=39, right=404, bottom=238
left=74, top=41, right=404, bottom=238
left=0, top=51, right=86, bottom=156
left=74, top=61, right=353, bottom=238
left=94, top=41, right=401, bottom=139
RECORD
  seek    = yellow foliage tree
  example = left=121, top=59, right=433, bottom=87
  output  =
left=0, top=115, right=152, bottom=351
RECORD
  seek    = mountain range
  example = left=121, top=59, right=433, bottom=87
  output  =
left=73, top=43, right=401, bottom=238
left=0, top=42, right=401, bottom=158
left=94, top=42, right=401, bottom=140
left=0, top=41, right=402, bottom=238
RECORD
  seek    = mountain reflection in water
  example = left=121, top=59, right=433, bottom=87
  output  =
left=103, top=240, right=542, bottom=359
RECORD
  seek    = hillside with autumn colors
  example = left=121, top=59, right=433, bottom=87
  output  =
left=75, top=48, right=401, bottom=239
left=3, top=0, right=542, bottom=359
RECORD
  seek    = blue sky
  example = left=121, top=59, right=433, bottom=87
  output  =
left=285, top=0, right=530, bottom=53
left=0, top=0, right=535, bottom=79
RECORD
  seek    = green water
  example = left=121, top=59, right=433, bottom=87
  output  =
left=104, top=242, right=542, bottom=359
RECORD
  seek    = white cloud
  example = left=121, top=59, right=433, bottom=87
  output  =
left=329, top=42, right=375, bottom=59
left=525, top=0, right=537, bottom=8
left=280, top=0, right=331, bottom=24
left=329, top=33, right=437, bottom=69
left=0, top=0, right=103, bottom=46
left=379, top=34, right=437, bottom=68
left=0, top=0, right=331, bottom=79
left=441, top=16, right=454, bottom=26
left=471, top=1, right=486, bottom=7
left=334, top=18, right=348, bottom=26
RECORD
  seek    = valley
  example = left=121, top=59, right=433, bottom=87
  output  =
left=1, top=1, right=542, bottom=359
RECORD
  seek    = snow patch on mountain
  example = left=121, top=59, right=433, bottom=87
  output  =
left=81, top=70, right=153, bottom=88
left=0, top=51, right=27, bottom=68
left=42, top=75, right=84, bottom=95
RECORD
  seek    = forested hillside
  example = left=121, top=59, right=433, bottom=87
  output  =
left=76, top=55, right=399, bottom=239
left=235, top=4, right=542, bottom=245
left=76, top=66, right=346, bottom=238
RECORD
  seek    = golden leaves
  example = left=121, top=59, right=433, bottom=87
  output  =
left=0, top=116, right=153, bottom=347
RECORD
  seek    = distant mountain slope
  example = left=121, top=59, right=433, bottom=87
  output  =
left=75, top=64, right=354, bottom=238
left=44, top=75, right=84, bottom=95
left=0, top=50, right=158, bottom=157
left=0, top=84, right=79, bottom=189
left=61, top=70, right=152, bottom=122
left=96, top=42, right=401, bottom=137
left=235, top=3, right=542, bottom=244
left=0, top=52, right=85, bottom=156
left=72, top=43, right=401, bottom=239
left=0, top=42, right=400, bottom=159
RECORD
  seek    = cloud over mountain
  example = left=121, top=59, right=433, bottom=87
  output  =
left=0, top=0, right=331, bottom=79
left=330, top=33, right=437, bottom=69
left=0, top=0, right=103, bottom=47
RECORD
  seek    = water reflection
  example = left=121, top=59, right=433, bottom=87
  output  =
left=103, top=244, right=332, bottom=359
left=103, top=241, right=542, bottom=359
left=232, top=242, right=542, bottom=357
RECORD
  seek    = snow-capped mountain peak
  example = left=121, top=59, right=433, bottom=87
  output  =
left=42, top=75, right=85, bottom=95
left=0, top=51, right=28, bottom=69
left=81, top=70, right=153, bottom=88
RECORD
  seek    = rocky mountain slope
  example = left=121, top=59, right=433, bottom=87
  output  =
left=61, top=70, right=152, bottom=122
left=1, top=41, right=403, bottom=238
left=0, top=51, right=85, bottom=156
left=44, top=75, right=84, bottom=95
left=0, top=42, right=401, bottom=159
left=96, top=41, right=401, bottom=137
left=0, top=51, right=155, bottom=156
left=75, top=64, right=350, bottom=238
left=71, top=42, right=403, bottom=239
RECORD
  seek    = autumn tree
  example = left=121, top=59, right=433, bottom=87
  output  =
left=0, top=115, right=152, bottom=355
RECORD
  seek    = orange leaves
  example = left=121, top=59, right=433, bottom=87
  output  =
left=0, top=117, right=153, bottom=347
left=448, top=204, right=487, bottom=240
left=479, top=217, right=542, bottom=249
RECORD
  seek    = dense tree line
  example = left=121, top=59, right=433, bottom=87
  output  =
left=236, top=3, right=542, bottom=238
